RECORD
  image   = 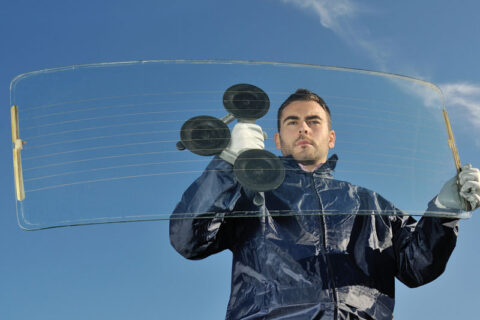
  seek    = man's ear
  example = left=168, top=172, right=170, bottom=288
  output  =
left=328, top=130, right=336, bottom=149
left=274, top=132, right=281, bottom=149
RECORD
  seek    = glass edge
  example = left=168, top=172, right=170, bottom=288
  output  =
left=9, top=59, right=443, bottom=96
left=18, top=211, right=472, bottom=231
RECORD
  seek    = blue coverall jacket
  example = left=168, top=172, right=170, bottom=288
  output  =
left=170, top=155, right=459, bottom=320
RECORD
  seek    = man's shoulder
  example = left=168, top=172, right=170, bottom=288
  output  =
left=328, top=178, right=395, bottom=204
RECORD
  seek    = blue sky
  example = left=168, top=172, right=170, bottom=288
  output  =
left=1, top=1, right=480, bottom=319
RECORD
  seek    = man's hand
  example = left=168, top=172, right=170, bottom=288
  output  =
left=436, top=164, right=480, bottom=211
left=220, top=123, right=265, bottom=165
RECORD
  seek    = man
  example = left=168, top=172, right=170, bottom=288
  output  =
left=170, top=89, right=480, bottom=320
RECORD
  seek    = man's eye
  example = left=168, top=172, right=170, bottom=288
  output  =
left=287, top=121, right=297, bottom=125
left=308, top=120, right=320, bottom=125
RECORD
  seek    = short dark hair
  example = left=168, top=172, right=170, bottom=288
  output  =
left=277, top=89, right=331, bottom=131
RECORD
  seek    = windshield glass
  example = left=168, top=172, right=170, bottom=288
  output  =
left=10, top=60, right=465, bottom=230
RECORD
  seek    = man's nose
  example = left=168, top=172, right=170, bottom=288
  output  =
left=298, top=121, right=309, bottom=134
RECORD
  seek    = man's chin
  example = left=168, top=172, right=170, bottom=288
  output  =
left=293, top=155, right=318, bottom=166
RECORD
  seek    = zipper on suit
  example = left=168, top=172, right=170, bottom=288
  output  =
left=310, top=172, right=339, bottom=319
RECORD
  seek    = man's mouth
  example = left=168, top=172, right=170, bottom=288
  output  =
left=296, top=139, right=312, bottom=146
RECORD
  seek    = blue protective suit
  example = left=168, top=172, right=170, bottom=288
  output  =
left=170, top=155, right=459, bottom=320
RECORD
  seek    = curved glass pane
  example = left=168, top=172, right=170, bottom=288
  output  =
left=10, top=60, right=468, bottom=230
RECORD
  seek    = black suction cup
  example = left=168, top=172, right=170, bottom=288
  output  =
left=223, top=84, right=270, bottom=120
left=180, top=115, right=231, bottom=156
left=233, top=149, right=285, bottom=192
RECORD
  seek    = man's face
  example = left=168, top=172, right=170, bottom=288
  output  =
left=274, top=100, right=335, bottom=167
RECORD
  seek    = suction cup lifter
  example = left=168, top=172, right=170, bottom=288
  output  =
left=223, top=83, right=270, bottom=120
left=177, top=83, right=285, bottom=194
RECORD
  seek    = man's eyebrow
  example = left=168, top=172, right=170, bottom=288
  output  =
left=282, top=115, right=323, bottom=123
left=282, top=115, right=299, bottom=124
left=305, top=115, right=323, bottom=121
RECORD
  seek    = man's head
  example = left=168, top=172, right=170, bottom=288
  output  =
left=274, top=89, right=335, bottom=170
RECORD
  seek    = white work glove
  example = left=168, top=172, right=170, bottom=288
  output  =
left=435, top=164, right=480, bottom=211
left=219, top=122, right=265, bottom=165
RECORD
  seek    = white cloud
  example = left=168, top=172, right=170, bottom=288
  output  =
left=440, top=83, right=480, bottom=128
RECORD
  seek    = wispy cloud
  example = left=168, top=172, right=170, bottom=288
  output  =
left=281, top=0, right=356, bottom=31
left=281, top=0, right=389, bottom=69
left=281, top=0, right=480, bottom=141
